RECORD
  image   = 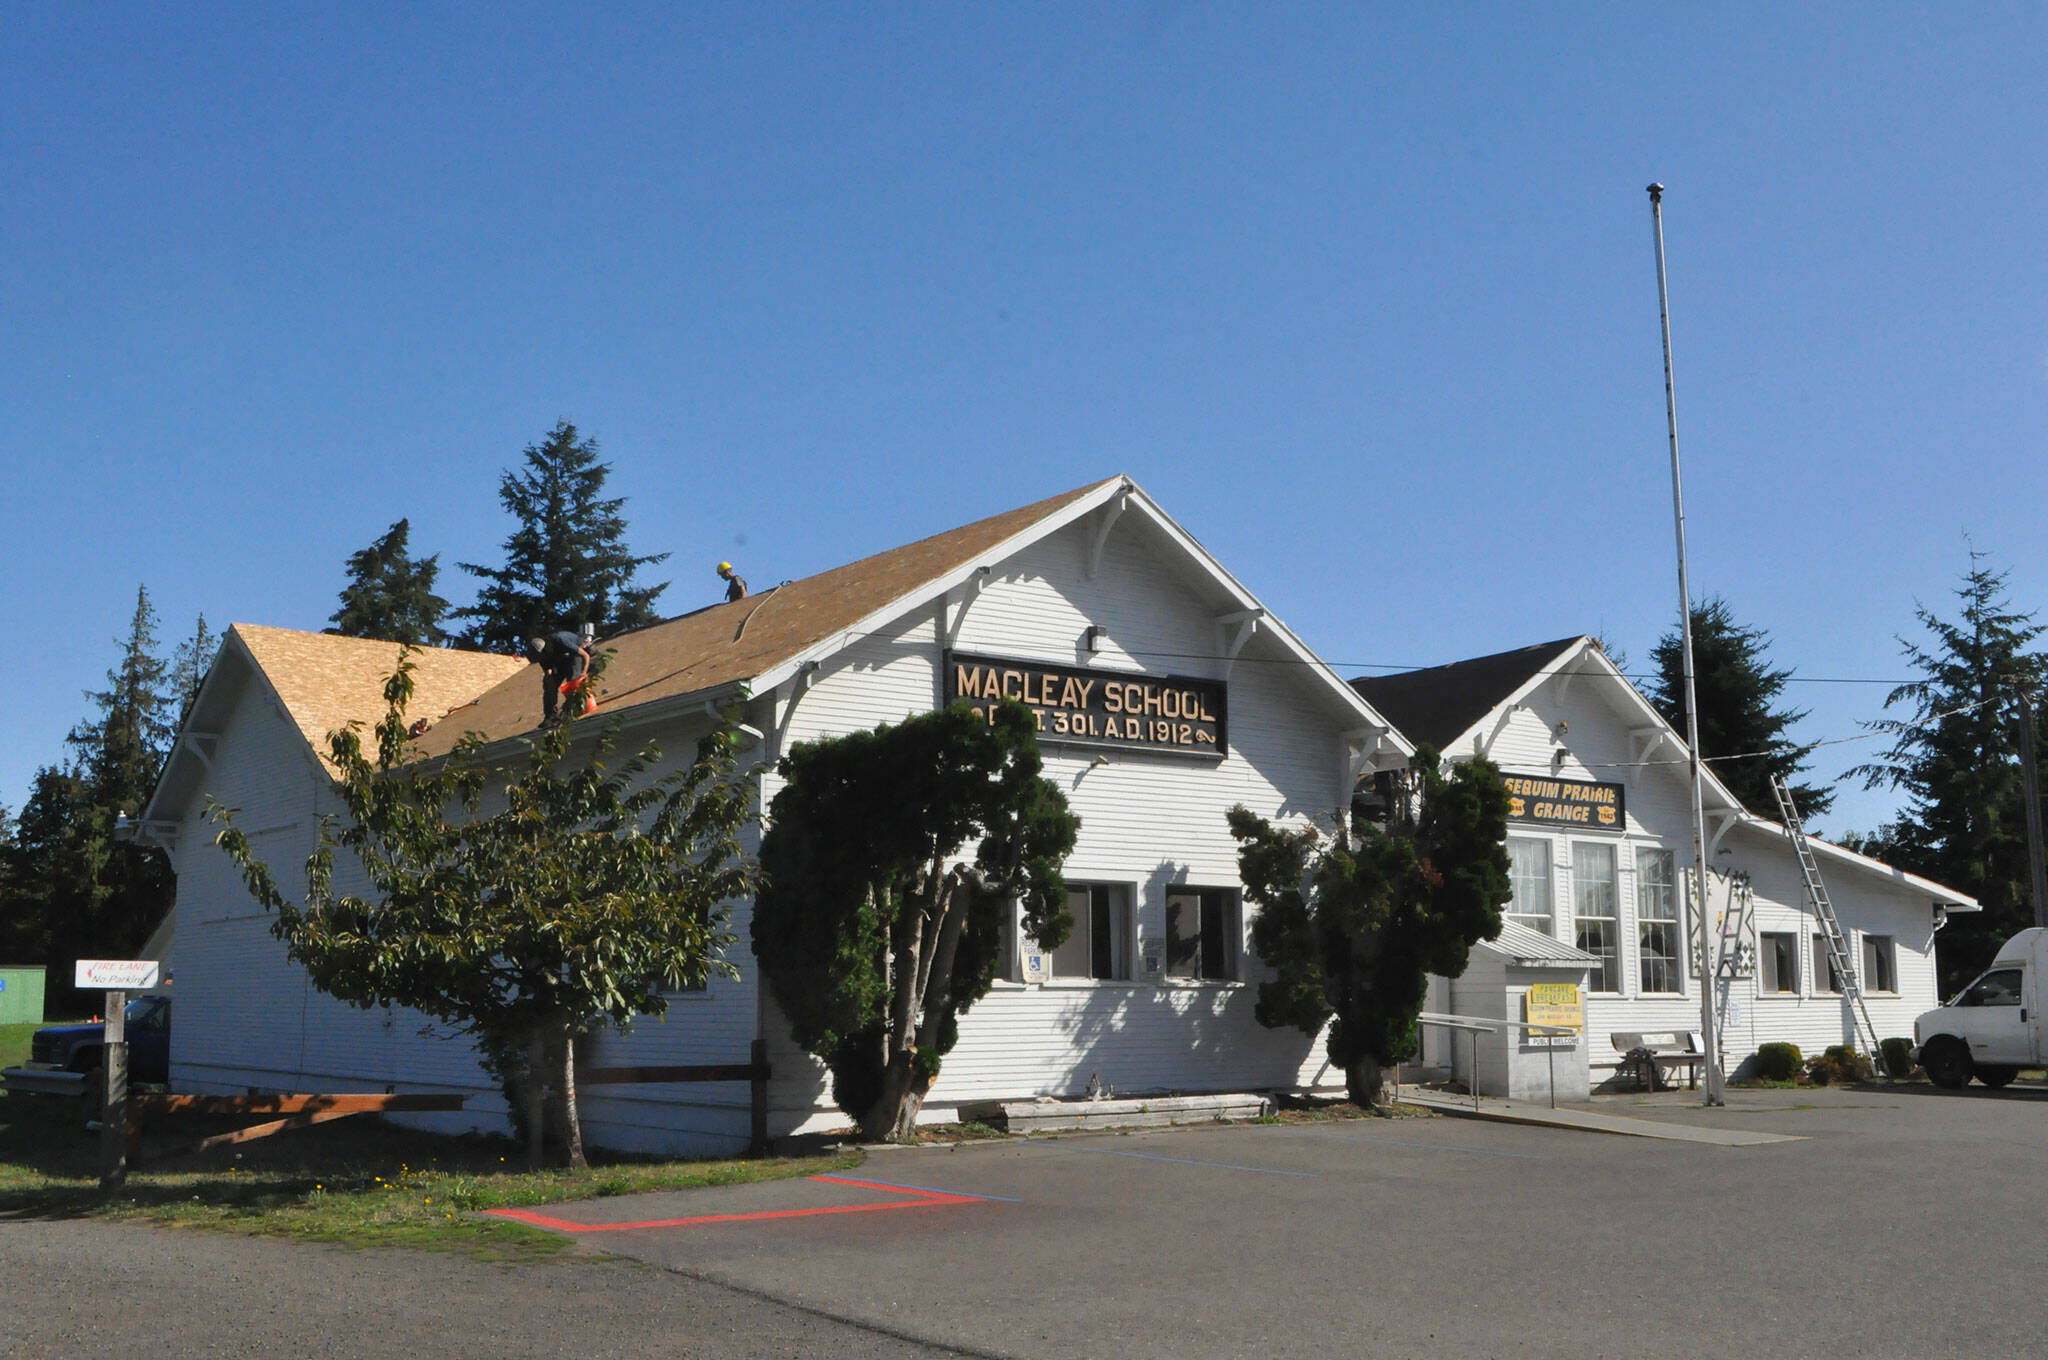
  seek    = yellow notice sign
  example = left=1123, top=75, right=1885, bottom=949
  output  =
left=1524, top=982, right=1583, bottom=1034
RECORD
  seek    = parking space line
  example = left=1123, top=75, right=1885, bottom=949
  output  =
left=484, top=1173, right=1010, bottom=1234
left=1046, top=1143, right=1318, bottom=1177
left=818, top=1173, right=1023, bottom=1203
left=1280, top=1129, right=1547, bottom=1161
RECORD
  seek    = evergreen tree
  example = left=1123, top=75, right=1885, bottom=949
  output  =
left=1230, top=749, right=1512, bottom=1108
left=328, top=520, right=450, bottom=645
left=0, top=766, right=87, bottom=970
left=753, top=702, right=1080, bottom=1141
left=169, top=614, right=218, bottom=726
left=1850, top=554, right=2046, bottom=990
left=455, top=422, right=670, bottom=652
left=1649, top=598, right=1830, bottom=817
left=0, top=589, right=181, bottom=1011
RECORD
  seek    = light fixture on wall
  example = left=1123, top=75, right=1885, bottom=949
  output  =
left=1084, top=625, right=1105, bottom=653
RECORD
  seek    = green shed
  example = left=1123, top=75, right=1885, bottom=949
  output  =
left=0, top=966, right=47, bottom=1025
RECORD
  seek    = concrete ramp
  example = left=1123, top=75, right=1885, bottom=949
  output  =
left=1395, top=1089, right=1802, bottom=1145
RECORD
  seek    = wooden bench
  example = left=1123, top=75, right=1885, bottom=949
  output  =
left=1610, top=1031, right=1705, bottom=1092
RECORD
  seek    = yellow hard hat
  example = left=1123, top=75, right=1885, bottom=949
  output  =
left=717, top=561, right=733, bottom=574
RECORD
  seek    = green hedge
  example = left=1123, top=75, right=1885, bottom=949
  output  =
left=1754, top=1042, right=1802, bottom=1082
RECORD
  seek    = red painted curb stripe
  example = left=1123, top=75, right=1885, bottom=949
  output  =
left=483, top=1174, right=983, bottom=1234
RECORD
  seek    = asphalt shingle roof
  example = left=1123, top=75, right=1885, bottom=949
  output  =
left=1348, top=637, right=1584, bottom=752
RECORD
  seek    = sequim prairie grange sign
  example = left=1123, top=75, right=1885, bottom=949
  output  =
left=945, top=652, right=1227, bottom=757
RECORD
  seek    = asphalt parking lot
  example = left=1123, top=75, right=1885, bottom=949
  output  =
left=11, top=1085, right=2048, bottom=1359
left=494, top=1084, right=2048, bottom=1358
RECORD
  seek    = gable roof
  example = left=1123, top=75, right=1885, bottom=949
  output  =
left=413, top=475, right=1406, bottom=761
left=411, top=477, right=1124, bottom=756
left=1366, top=634, right=1978, bottom=910
left=1349, top=638, right=1581, bottom=751
left=233, top=626, right=526, bottom=774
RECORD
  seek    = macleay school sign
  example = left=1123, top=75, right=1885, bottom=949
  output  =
left=945, top=651, right=1228, bottom=757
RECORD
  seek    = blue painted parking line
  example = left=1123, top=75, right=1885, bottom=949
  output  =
left=825, top=1173, right=1023, bottom=1203
left=1281, top=1128, right=1546, bottom=1161
left=1049, top=1143, right=1318, bottom=1177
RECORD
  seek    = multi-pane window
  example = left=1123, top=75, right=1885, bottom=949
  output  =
left=1050, top=884, right=1131, bottom=981
left=1811, top=935, right=1844, bottom=994
left=1635, top=848, right=1681, bottom=994
left=1862, top=935, right=1897, bottom=993
left=1759, top=932, right=1798, bottom=994
left=1165, top=888, right=1237, bottom=981
left=1572, top=842, right=1619, bottom=992
left=1506, top=838, right=1554, bottom=936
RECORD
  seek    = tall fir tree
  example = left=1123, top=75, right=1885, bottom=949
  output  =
left=328, top=519, right=450, bottom=645
left=1850, top=554, right=2047, bottom=990
left=169, top=613, right=218, bottom=727
left=0, top=588, right=180, bottom=1011
left=1649, top=598, right=1830, bottom=818
left=454, top=422, right=670, bottom=652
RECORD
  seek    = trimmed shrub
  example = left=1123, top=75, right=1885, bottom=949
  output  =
left=1754, top=1042, right=1803, bottom=1082
left=1805, top=1044, right=1874, bottom=1086
left=1879, top=1036, right=1914, bottom=1078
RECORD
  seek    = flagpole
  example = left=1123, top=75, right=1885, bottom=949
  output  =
left=1648, top=183, right=1725, bottom=1106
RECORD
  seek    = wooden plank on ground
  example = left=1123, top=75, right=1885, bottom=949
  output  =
left=578, top=1064, right=765, bottom=1086
left=132, top=1092, right=467, bottom=1116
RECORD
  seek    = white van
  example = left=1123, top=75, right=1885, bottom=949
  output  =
left=1913, top=927, right=2045, bottom=1089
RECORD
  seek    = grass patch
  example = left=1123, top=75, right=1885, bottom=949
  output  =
left=0, top=1091, right=858, bottom=1261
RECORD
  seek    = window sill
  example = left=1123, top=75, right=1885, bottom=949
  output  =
left=1036, top=979, right=1145, bottom=990
left=1158, top=978, right=1245, bottom=989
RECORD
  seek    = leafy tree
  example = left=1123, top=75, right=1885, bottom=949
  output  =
left=753, top=702, right=1080, bottom=1142
left=1230, top=749, right=1512, bottom=1108
left=1649, top=598, right=1829, bottom=817
left=455, top=422, right=670, bottom=653
left=169, top=614, right=218, bottom=726
left=210, top=654, right=754, bottom=1168
left=1850, top=554, right=2046, bottom=989
left=328, top=520, right=450, bottom=645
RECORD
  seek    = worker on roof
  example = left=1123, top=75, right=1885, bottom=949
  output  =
left=718, top=561, right=748, bottom=603
left=525, top=631, right=591, bottom=724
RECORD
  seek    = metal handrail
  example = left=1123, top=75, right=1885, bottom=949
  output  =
left=1412, top=1010, right=1580, bottom=1111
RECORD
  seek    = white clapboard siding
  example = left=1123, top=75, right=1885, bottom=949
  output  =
left=1443, top=647, right=1952, bottom=1084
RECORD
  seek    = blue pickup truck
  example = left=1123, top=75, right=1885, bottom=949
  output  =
left=1, top=995, right=171, bottom=1097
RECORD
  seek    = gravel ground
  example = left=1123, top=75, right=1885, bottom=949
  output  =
left=0, top=1218, right=971, bottom=1360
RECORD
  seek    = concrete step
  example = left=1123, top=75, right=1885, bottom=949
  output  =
left=960, top=1092, right=1273, bottom=1134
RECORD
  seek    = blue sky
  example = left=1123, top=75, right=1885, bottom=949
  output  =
left=4, top=4, right=2043, bottom=839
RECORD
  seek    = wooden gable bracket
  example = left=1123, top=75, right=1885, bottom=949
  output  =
left=179, top=732, right=221, bottom=770
left=1084, top=489, right=1131, bottom=580
left=770, top=661, right=821, bottom=749
left=944, top=566, right=992, bottom=650
left=1215, top=608, right=1263, bottom=680
left=1630, top=725, right=1674, bottom=767
left=1552, top=649, right=1591, bottom=706
left=1341, top=725, right=1389, bottom=791
left=1706, top=808, right=1745, bottom=861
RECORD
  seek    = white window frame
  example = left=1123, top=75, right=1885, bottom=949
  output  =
left=1634, top=847, right=1683, bottom=995
left=1164, top=886, right=1240, bottom=984
left=1506, top=836, right=1555, bottom=936
left=1811, top=933, right=1844, bottom=995
left=1757, top=930, right=1799, bottom=996
left=1048, top=881, right=1137, bottom=984
left=1862, top=934, right=1898, bottom=994
left=1572, top=841, right=1620, bottom=994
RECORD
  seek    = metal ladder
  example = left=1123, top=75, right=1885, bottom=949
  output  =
left=1771, top=775, right=1882, bottom=1058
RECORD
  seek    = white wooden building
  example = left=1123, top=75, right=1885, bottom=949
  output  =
left=1352, top=636, right=1978, bottom=1087
left=137, top=476, right=1410, bottom=1153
